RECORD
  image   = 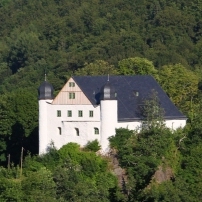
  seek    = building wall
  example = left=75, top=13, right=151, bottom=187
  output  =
left=116, top=121, right=142, bottom=131
left=165, top=119, right=186, bottom=130
left=43, top=103, right=101, bottom=152
left=116, top=119, right=186, bottom=133
left=39, top=100, right=187, bottom=154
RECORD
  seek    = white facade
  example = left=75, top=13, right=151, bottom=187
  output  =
left=38, top=77, right=187, bottom=154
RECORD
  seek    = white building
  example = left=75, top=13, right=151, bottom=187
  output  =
left=38, top=75, right=186, bottom=154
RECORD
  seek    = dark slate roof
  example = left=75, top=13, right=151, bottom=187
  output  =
left=38, top=81, right=54, bottom=100
left=72, top=75, right=186, bottom=121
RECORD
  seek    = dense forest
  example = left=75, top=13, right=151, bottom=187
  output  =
left=0, top=0, right=202, bottom=201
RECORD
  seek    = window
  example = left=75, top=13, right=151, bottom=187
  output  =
left=78, top=110, right=83, bottom=117
left=75, top=128, right=79, bottom=136
left=67, top=110, right=72, bottom=117
left=94, top=128, right=99, bottom=135
left=57, top=110, right=61, bottom=117
left=89, top=110, right=93, bottom=117
left=58, top=127, right=62, bottom=135
left=69, top=92, right=75, bottom=99
left=69, top=82, right=75, bottom=87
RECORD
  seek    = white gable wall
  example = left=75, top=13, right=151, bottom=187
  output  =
left=44, top=103, right=101, bottom=152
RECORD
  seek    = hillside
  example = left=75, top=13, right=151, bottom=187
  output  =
left=0, top=0, right=202, bottom=92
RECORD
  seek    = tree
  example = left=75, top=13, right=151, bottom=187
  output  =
left=22, top=167, right=56, bottom=201
left=141, top=90, right=165, bottom=130
left=158, top=63, right=199, bottom=113
left=7, top=30, right=46, bottom=73
left=74, top=60, right=118, bottom=76
left=0, top=89, right=38, bottom=165
left=118, top=57, right=158, bottom=78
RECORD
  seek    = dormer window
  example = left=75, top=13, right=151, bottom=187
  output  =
left=69, top=82, right=75, bottom=87
left=133, top=90, right=139, bottom=97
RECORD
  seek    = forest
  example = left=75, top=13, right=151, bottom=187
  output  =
left=0, top=0, right=202, bottom=201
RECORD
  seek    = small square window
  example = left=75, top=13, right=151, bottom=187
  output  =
left=78, top=110, right=83, bottom=117
left=89, top=110, right=93, bottom=117
left=69, top=92, right=75, bottom=99
left=67, top=110, right=72, bottom=117
left=94, top=128, right=99, bottom=135
left=69, top=82, right=75, bottom=87
left=57, top=110, right=61, bottom=117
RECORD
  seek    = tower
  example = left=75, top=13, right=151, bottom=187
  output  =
left=38, top=81, right=54, bottom=154
left=100, top=81, right=117, bottom=152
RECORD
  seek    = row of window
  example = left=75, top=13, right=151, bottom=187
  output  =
left=58, top=127, right=99, bottom=135
left=57, top=110, right=94, bottom=117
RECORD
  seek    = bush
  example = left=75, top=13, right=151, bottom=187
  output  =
left=84, top=140, right=101, bottom=152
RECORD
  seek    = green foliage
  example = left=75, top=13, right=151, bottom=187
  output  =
left=7, top=30, right=45, bottom=73
left=36, top=143, right=61, bottom=171
left=0, top=0, right=201, bottom=95
left=109, top=128, right=134, bottom=150
left=84, top=139, right=101, bottom=152
left=22, top=167, right=56, bottom=202
left=141, top=90, right=165, bottom=130
left=158, top=64, right=199, bottom=113
left=0, top=177, right=23, bottom=201
left=0, top=88, right=38, bottom=165
left=75, top=60, right=118, bottom=76
left=109, top=126, right=182, bottom=201
left=53, top=166, right=118, bottom=202
left=0, top=166, right=22, bottom=201
left=0, top=142, right=120, bottom=201
left=118, top=57, right=158, bottom=78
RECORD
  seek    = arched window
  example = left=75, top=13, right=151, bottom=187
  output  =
left=75, top=128, right=79, bottom=136
left=94, top=128, right=99, bottom=135
left=58, top=127, right=62, bottom=135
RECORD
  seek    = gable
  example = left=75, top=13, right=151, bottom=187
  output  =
left=52, top=78, right=92, bottom=105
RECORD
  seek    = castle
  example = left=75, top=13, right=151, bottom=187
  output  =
left=38, top=75, right=186, bottom=154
